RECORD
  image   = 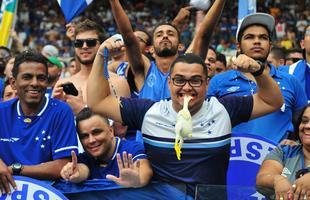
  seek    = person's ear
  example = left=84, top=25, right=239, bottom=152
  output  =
left=9, top=76, right=17, bottom=90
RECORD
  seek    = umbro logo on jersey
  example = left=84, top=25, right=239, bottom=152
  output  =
left=0, top=137, right=20, bottom=142
left=227, top=86, right=240, bottom=93
left=282, top=167, right=292, bottom=176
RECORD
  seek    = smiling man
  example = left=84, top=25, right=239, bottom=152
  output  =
left=60, top=107, right=152, bottom=187
left=0, top=50, right=78, bottom=194
left=87, top=35, right=283, bottom=196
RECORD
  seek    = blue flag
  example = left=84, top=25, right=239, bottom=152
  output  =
left=57, top=0, right=94, bottom=22
left=238, top=0, right=256, bottom=24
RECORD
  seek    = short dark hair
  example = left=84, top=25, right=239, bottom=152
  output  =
left=237, top=23, right=272, bottom=43
left=152, top=22, right=180, bottom=42
left=76, top=107, right=109, bottom=135
left=169, top=53, right=208, bottom=78
left=270, top=47, right=285, bottom=60
left=12, top=50, right=48, bottom=78
left=216, top=53, right=227, bottom=67
left=293, top=104, right=310, bottom=142
left=74, top=19, right=107, bottom=43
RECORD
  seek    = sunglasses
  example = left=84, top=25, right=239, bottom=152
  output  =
left=74, top=38, right=99, bottom=48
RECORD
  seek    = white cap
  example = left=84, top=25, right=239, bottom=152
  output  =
left=236, top=13, right=275, bottom=42
left=41, top=45, right=59, bottom=58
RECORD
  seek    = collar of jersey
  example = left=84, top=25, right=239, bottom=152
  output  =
left=16, top=96, right=49, bottom=117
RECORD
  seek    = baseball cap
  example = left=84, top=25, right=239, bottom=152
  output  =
left=236, top=13, right=275, bottom=42
left=47, top=56, right=63, bottom=69
left=41, top=45, right=59, bottom=58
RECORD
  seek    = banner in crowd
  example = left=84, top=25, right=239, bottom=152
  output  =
left=238, top=0, right=256, bottom=24
left=0, top=176, right=68, bottom=200
left=57, top=0, right=94, bottom=22
left=227, top=133, right=277, bottom=200
left=0, top=0, right=18, bottom=47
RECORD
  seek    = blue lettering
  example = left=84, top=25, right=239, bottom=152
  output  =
left=246, top=142, right=262, bottom=160
left=230, top=139, right=242, bottom=157
left=33, top=190, right=49, bottom=200
left=0, top=193, right=7, bottom=200
left=11, top=184, right=28, bottom=200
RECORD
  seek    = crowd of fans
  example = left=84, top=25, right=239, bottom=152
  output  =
left=0, top=0, right=309, bottom=198
left=12, top=0, right=309, bottom=60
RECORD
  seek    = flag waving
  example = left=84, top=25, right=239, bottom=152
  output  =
left=57, top=0, right=94, bottom=23
left=238, top=0, right=256, bottom=24
left=0, top=0, right=18, bottom=47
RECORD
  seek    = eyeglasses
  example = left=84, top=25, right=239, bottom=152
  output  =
left=74, top=38, right=99, bottom=48
left=171, top=77, right=204, bottom=87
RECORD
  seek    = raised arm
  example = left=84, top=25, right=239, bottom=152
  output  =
left=109, top=0, right=149, bottom=77
left=187, top=0, right=227, bottom=58
left=233, top=54, right=284, bottom=119
left=87, top=38, right=123, bottom=123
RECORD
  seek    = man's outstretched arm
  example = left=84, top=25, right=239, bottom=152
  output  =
left=87, top=38, right=123, bottom=123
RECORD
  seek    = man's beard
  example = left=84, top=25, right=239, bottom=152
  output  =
left=76, top=54, right=95, bottom=65
left=155, top=46, right=178, bottom=57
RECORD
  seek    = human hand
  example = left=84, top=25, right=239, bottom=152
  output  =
left=292, top=173, right=310, bottom=200
left=232, top=54, right=262, bottom=74
left=172, top=6, right=193, bottom=27
left=274, top=175, right=294, bottom=200
left=98, top=36, right=125, bottom=58
left=52, top=84, right=65, bottom=101
left=0, top=159, right=16, bottom=194
left=60, top=151, right=80, bottom=183
left=106, top=152, right=141, bottom=188
left=64, top=88, right=85, bottom=115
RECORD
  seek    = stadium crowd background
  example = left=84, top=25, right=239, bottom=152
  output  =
left=11, top=0, right=310, bottom=62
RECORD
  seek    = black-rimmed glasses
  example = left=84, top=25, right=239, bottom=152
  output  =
left=171, top=77, right=204, bottom=87
left=74, top=38, right=99, bottom=48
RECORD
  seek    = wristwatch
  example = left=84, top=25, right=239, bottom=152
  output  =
left=251, top=60, right=265, bottom=77
left=11, top=163, right=23, bottom=175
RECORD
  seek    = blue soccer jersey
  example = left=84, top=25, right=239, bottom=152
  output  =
left=138, top=61, right=171, bottom=101
left=279, top=60, right=310, bottom=102
left=120, top=96, right=253, bottom=185
left=207, top=65, right=308, bottom=143
left=78, top=137, right=147, bottom=179
left=0, top=97, right=78, bottom=165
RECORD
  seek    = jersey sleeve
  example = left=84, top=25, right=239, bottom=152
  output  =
left=289, top=75, right=308, bottom=111
left=124, top=140, right=147, bottom=162
left=263, top=146, right=284, bottom=165
left=120, top=97, right=155, bottom=130
left=51, top=103, right=78, bottom=160
left=218, top=95, right=253, bottom=127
